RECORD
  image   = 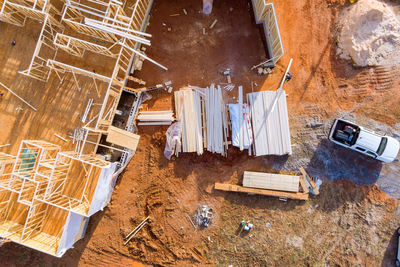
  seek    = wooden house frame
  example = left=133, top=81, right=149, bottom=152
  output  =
left=0, top=140, right=115, bottom=257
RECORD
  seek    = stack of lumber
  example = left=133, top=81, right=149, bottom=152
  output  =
left=175, top=89, right=203, bottom=155
left=214, top=168, right=318, bottom=201
left=137, top=110, right=175, bottom=125
left=205, top=84, right=228, bottom=156
left=247, top=90, right=291, bottom=156
left=243, top=171, right=299, bottom=192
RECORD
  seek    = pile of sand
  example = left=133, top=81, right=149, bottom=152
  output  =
left=337, top=0, right=400, bottom=66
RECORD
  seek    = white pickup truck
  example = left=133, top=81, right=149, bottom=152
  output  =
left=328, top=119, right=399, bottom=163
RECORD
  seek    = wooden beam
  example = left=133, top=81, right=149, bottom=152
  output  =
left=299, top=167, right=319, bottom=195
left=299, top=175, right=308, bottom=194
left=214, top=183, right=309, bottom=200
left=0, top=81, right=37, bottom=111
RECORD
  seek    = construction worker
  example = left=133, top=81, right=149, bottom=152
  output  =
left=285, top=72, right=292, bottom=82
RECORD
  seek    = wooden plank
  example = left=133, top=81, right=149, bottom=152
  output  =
left=299, top=175, right=309, bottom=194
left=238, top=86, right=244, bottom=151
left=299, top=168, right=319, bottom=195
left=214, top=183, right=308, bottom=200
left=106, top=126, right=140, bottom=151
left=243, top=171, right=299, bottom=192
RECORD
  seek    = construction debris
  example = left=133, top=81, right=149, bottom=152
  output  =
left=124, top=216, right=149, bottom=246
left=164, top=80, right=173, bottom=93
left=194, top=205, right=214, bottom=227
left=205, top=84, right=229, bottom=156
left=127, top=76, right=146, bottom=85
left=299, top=168, right=321, bottom=195
left=223, top=84, right=234, bottom=91
left=221, top=69, right=231, bottom=83
left=209, top=19, right=218, bottom=29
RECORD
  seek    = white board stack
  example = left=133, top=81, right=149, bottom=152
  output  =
left=175, top=89, right=203, bottom=155
left=205, top=84, right=228, bottom=156
left=247, top=90, right=291, bottom=156
left=243, top=171, right=299, bottom=192
left=137, top=110, right=175, bottom=125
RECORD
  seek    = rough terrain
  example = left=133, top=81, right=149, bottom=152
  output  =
left=1, top=0, right=400, bottom=266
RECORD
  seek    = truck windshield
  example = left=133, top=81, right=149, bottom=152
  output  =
left=377, top=137, right=387, bottom=156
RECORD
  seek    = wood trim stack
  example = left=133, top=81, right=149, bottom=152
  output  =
left=175, top=89, right=203, bottom=155
left=137, top=110, right=175, bottom=125
left=205, top=84, right=228, bottom=156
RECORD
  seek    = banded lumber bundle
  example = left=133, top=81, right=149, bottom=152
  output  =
left=247, top=90, right=291, bottom=156
left=205, top=84, right=228, bottom=156
left=175, top=89, right=203, bottom=155
left=137, top=110, right=174, bottom=125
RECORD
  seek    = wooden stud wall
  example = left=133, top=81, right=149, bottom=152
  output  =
left=0, top=140, right=111, bottom=256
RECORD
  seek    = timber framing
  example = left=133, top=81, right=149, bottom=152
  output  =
left=0, top=140, right=113, bottom=257
left=1, top=0, right=159, bottom=156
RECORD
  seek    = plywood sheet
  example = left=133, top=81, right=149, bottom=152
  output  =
left=106, top=126, right=140, bottom=151
left=243, top=171, right=299, bottom=192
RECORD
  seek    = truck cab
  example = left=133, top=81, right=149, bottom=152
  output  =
left=328, top=119, right=399, bottom=163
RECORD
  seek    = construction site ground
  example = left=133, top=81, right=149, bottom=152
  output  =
left=1, top=0, right=400, bottom=266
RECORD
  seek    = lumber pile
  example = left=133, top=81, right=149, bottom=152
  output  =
left=205, top=84, right=229, bottom=156
left=137, top=110, right=175, bottom=125
left=247, top=90, right=291, bottom=156
left=175, top=89, right=203, bottom=155
left=243, top=171, right=299, bottom=192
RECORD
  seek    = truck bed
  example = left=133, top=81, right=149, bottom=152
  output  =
left=330, top=119, right=360, bottom=146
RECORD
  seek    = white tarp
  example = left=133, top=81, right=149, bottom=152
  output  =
left=57, top=212, right=89, bottom=257
left=228, top=104, right=252, bottom=149
left=88, top=162, right=118, bottom=216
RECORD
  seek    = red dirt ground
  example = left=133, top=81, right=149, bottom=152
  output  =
left=1, top=0, right=400, bottom=266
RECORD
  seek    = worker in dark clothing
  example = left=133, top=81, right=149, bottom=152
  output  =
left=285, top=72, right=292, bottom=82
